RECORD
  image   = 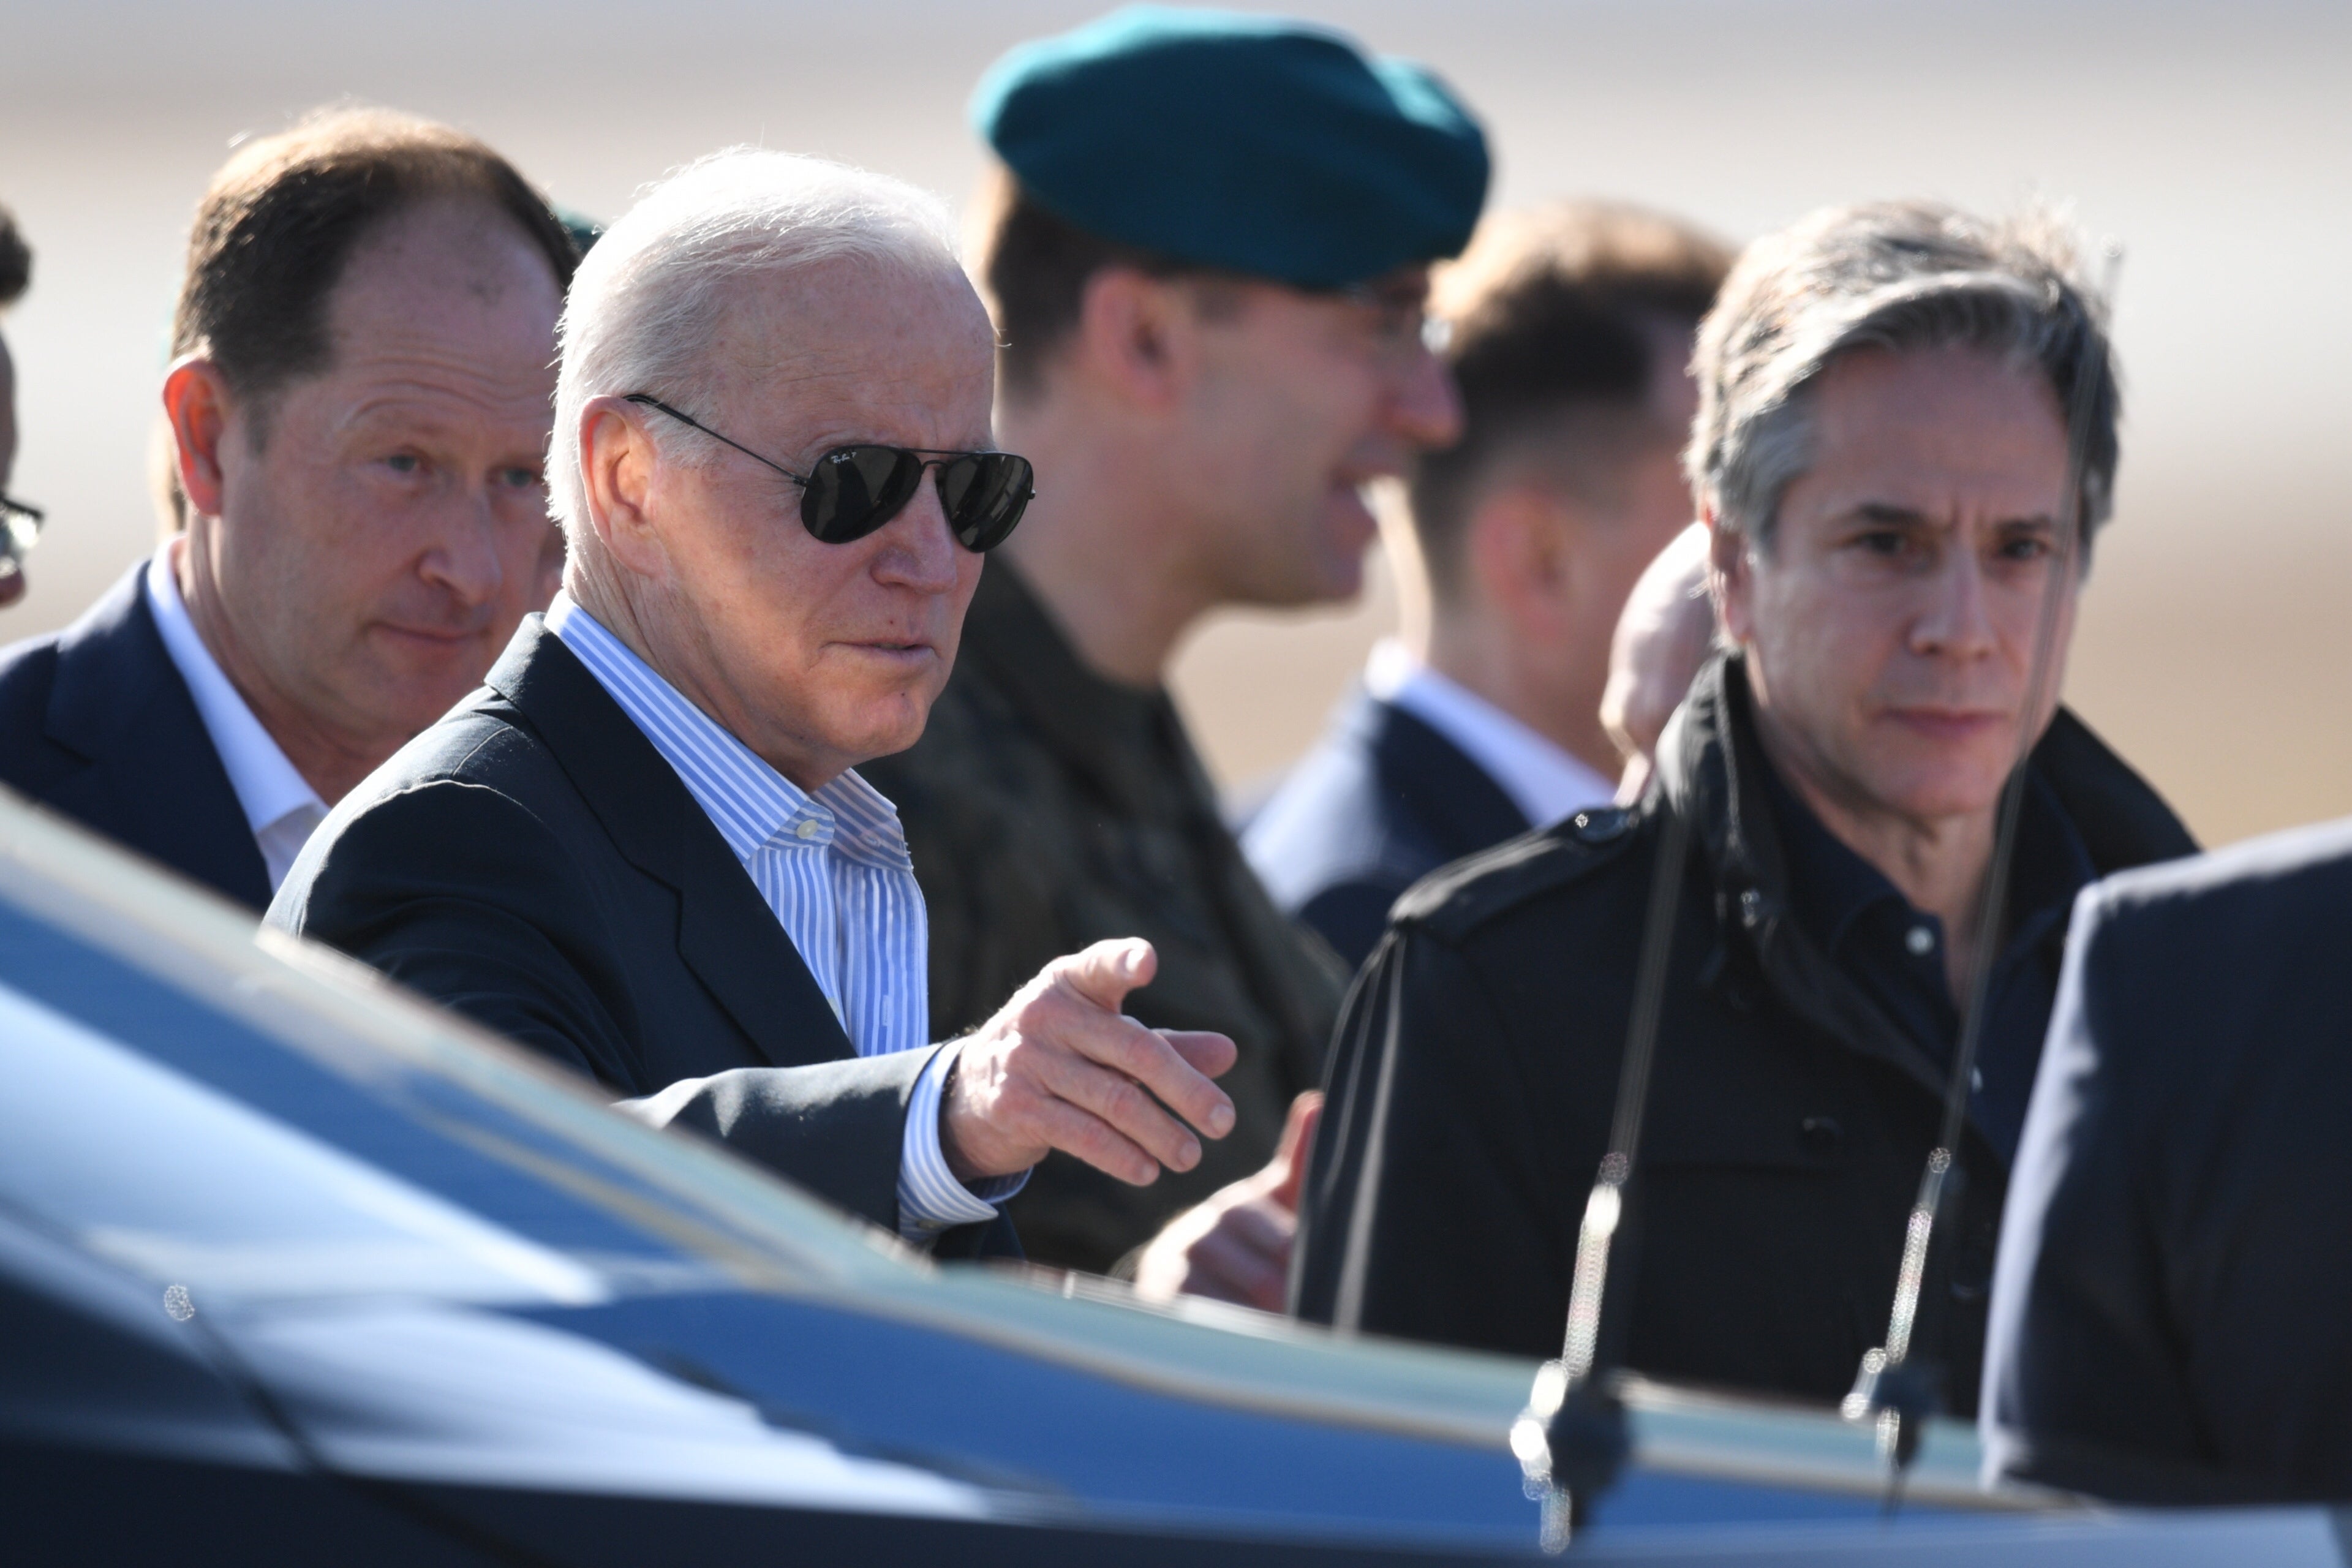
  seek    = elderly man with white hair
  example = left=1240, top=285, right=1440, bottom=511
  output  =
left=270, top=150, right=1240, bottom=1254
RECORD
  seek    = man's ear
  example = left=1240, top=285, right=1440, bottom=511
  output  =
left=1466, top=484, right=1579, bottom=643
left=160, top=356, right=235, bottom=519
left=576, top=397, right=669, bottom=581
left=1070, top=266, right=1200, bottom=413
left=1705, top=509, right=1752, bottom=643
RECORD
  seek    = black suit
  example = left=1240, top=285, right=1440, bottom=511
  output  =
left=0, top=561, right=270, bottom=909
left=1243, top=691, right=1532, bottom=970
left=269, top=616, right=1009, bottom=1253
left=1983, top=817, right=2352, bottom=1503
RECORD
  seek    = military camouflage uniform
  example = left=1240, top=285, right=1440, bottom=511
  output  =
left=863, top=564, right=1346, bottom=1272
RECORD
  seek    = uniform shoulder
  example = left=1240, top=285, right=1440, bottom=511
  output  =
left=1391, top=803, right=1648, bottom=942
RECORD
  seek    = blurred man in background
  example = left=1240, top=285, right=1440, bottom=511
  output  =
left=0, top=109, right=574, bottom=909
left=0, top=205, right=32, bottom=610
left=1294, top=203, right=2196, bottom=1420
left=1246, top=203, right=1728, bottom=968
left=862, top=8, right=1488, bottom=1297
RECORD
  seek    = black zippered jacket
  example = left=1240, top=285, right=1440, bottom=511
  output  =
left=1291, top=654, right=2195, bottom=1416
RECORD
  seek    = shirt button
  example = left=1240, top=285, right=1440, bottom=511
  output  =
left=794, top=818, right=821, bottom=840
left=1905, top=925, right=1934, bottom=956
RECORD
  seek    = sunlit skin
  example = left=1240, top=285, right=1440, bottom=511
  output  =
left=999, top=265, right=1462, bottom=686
left=165, top=197, right=565, bottom=804
left=1713, top=342, right=2080, bottom=993
left=570, top=252, right=1238, bottom=1186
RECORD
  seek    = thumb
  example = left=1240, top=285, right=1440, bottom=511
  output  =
left=1268, top=1091, right=1324, bottom=1213
left=1054, top=937, right=1157, bottom=1015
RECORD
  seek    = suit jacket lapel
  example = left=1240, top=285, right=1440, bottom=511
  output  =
left=43, top=561, right=270, bottom=910
left=483, top=619, right=856, bottom=1069
left=1362, top=695, right=1532, bottom=859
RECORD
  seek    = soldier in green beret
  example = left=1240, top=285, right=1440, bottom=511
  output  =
left=862, top=7, right=1488, bottom=1298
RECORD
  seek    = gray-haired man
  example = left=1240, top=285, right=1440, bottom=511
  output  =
left=271, top=150, right=1240, bottom=1254
left=1291, top=202, right=2195, bottom=1417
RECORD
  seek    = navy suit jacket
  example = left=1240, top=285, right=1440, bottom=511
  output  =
left=1984, top=816, right=2352, bottom=1502
left=1243, top=690, right=1531, bottom=970
left=270, top=617, right=1014, bottom=1257
left=0, top=560, right=269, bottom=910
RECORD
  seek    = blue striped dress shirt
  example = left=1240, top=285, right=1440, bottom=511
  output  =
left=546, top=595, right=1020, bottom=1238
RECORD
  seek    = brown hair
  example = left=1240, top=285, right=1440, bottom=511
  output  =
left=971, top=169, right=1226, bottom=402
left=1409, top=202, right=1732, bottom=594
left=0, top=203, right=29, bottom=307
left=170, top=106, right=576, bottom=434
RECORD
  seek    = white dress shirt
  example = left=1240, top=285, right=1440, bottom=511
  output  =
left=1363, top=638, right=1617, bottom=829
left=546, top=594, right=1021, bottom=1240
left=144, top=541, right=328, bottom=892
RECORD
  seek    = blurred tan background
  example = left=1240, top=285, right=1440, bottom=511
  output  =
left=4, top=0, right=2346, bottom=845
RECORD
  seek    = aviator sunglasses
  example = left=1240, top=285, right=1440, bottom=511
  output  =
left=624, top=394, right=1035, bottom=552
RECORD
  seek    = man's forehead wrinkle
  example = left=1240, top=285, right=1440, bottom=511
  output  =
left=326, top=356, right=561, bottom=441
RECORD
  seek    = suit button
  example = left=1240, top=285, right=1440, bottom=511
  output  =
left=1800, top=1116, right=1843, bottom=1153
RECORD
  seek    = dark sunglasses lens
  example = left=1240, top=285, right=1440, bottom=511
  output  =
left=938, top=454, right=1035, bottom=552
left=802, top=447, right=924, bottom=543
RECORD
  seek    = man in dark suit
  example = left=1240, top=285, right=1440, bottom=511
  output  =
left=0, top=110, right=575, bottom=908
left=1981, top=820, right=2352, bottom=1502
left=271, top=150, right=1242, bottom=1253
left=1246, top=203, right=1731, bottom=970
left=1292, top=202, right=2196, bottom=1420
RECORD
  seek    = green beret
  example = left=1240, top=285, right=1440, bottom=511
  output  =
left=972, top=6, right=1490, bottom=290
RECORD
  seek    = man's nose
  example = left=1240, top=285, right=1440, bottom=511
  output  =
left=1912, top=550, right=1999, bottom=659
left=1382, top=342, right=1464, bottom=452
left=872, top=470, right=963, bottom=591
left=416, top=488, right=509, bottom=608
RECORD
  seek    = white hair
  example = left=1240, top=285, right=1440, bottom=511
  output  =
left=549, top=147, right=963, bottom=535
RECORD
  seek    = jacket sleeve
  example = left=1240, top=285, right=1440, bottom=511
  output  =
left=266, top=777, right=925, bottom=1237
left=1289, top=922, right=1567, bottom=1359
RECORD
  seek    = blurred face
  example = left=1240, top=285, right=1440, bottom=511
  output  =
left=190, top=197, right=563, bottom=753
left=582, top=258, right=997, bottom=788
left=1717, top=343, right=2078, bottom=829
left=1178, top=267, right=1462, bottom=605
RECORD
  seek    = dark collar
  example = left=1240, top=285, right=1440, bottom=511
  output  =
left=1654, top=652, right=2190, bottom=1096
left=1354, top=692, right=1533, bottom=859
left=481, top=617, right=855, bottom=1068
left=39, top=557, right=270, bottom=910
left=956, top=562, right=1197, bottom=816
left=1659, top=652, right=2193, bottom=900
left=1757, top=734, right=2094, bottom=966
left=43, top=560, right=189, bottom=763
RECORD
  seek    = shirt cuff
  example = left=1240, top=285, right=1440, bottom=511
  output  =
left=897, top=1039, right=1028, bottom=1242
